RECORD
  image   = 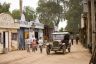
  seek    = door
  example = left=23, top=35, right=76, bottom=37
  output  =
left=5, top=32, right=9, bottom=49
left=35, top=32, right=38, bottom=40
left=3, top=32, right=9, bottom=49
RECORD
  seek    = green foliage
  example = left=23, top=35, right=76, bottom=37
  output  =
left=64, top=0, right=83, bottom=33
left=24, top=6, right=36, bottom=21
left=0, top=2, right=10, bottom=13
left=11, top=6, right=36, bottom=21
left=12, top=9, right=21, bottom=19
left=37, top=1, right=63, bottom=27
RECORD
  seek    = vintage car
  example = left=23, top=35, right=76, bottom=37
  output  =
left=46, top=32, right=71, bottom=55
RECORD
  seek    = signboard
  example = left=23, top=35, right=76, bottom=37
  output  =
left=24, top=32, right=29, bottom=39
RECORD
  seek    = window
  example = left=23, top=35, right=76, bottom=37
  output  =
left=11, top=33, right=18, bottom=40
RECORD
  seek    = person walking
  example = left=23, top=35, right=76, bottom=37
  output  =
left=61, top=34, right=70, bottom=49
left=75, top=36, right=79, bottom=44
left=38, top=37, right=43, bottom=53
left=36, top=39, right=38, bottom=51
left=25, top=37, right=31, bottom=52
left=32, top=39, right=37, bottom=52
left=70, top=35, right=74, bottom=45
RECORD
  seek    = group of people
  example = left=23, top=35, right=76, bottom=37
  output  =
left=25, top=37, right=43, bottom=53
left=70, top=35, right=79, bottom=45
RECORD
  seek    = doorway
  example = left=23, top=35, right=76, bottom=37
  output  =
left=3, top=32, right=9, bottom=51
left=35, top=32, right=38, bottom=40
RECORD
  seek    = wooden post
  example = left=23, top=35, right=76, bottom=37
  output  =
left=19, top=0, right=22, bottom=16
left=87, top=0, right=91, bottom=47
left=91, top=0, right=95, bottom=52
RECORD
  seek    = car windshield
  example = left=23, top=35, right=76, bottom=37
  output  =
left=53, top=34, right=64, bottom=40
left=52, top=32, right=69, bottom=41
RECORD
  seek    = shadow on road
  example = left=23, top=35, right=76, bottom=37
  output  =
left=48, top=52, right=70, bottom=55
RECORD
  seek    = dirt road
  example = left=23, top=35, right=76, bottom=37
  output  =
left=0, top=43, right=91, bottom=64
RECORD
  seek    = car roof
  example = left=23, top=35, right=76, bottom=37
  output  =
left=52, top=32, right=69, bottom=35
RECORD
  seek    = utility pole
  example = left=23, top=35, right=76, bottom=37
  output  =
left=87, top=0, right=91, bottom=48
left=19, top=0, right=23, bottom=16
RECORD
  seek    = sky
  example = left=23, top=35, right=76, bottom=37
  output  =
left=0, top=0, right=67, bottom=29
left=58, top=20, right=67, bottom=30
left=0, top=0, right=39, bottom=11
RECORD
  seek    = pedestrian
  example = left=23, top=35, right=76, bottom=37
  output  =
left=25, top=36, right=31, bottom=52
left=61, top=34, right=70, bottom=49
left=38, top=37, right=43, bottom=53
left=32, top=39, right=37, bottom=52
left=70, top=35, right=74, bottom=45
left=75, top=36, right=79, bottom=44
left=36, top=39, right=38, bottom=51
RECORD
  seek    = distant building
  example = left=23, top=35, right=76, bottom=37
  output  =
left=19, top=14, right=44, bottom=49
left=43, top=25, right=54, bottom=41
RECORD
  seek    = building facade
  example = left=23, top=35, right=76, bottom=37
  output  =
left=81, top=0, right=96, bottom=53
left=19, top=14, right=44, bottom=49
left=43, top=25, right=54, bottom=41
left=0, top=13, right=19, bottom=53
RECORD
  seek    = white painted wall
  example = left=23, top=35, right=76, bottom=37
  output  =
left=0, top=29, right=18, bottom=52
left=38, top=29, right=43, bottom=39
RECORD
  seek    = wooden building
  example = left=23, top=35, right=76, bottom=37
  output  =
left=81, top=0, right=96, bottom=52
left=43, top=25, right=54, bottom=41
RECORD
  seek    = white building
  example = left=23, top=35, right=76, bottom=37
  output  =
left=19, top=14, right=44, bottom=49
left=0, top=13, right=19, bottom=53
left=28, top=18, right=44, bottom=39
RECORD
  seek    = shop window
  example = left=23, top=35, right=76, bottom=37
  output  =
left=11, top=33, right=18, bottom=40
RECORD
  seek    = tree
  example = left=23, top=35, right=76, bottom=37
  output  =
left=0, top=2, right=10, bottom=13
left=63, top=0, right=83, bottom=33
left=11, top=6, right=36, bottom=21
left=37, top=1, right=63, bottom=27
left=24, top=6, right=36, bottom=21
left=11, top=9, right=21, bottom=19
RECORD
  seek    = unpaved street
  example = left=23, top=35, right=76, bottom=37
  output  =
left=0, top=43, right=91, bottom=64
